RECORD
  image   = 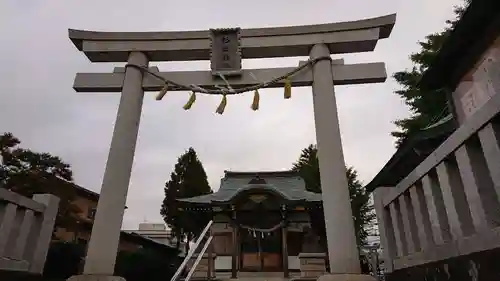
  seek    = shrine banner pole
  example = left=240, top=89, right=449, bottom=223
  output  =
left=310, top=43, right=361, bottom=274
left=82, top=51, right=149, bottom=275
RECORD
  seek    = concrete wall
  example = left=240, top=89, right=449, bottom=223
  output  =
left=375, top=109, right=500, bottom=274
left=215, top=256, right=232, bottom=271
left=375, top=32, right=500, bottom=278
left=452, top=35, right=500, bottom=124
left=386, top=247, right=500, bottom=281
left=0, top=190, right=59, bottom=274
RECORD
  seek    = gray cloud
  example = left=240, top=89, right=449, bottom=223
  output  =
left=0, top=0, right=460, bottom=229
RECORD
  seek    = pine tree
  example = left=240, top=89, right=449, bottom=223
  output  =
left=392, top=0, right=471, bottom=146
left=291, top=144, right=375, bottom=247
left=0, top=132, right=81, bottom=230
left=161, top=170, right=183, bottom=249
left=160, top=147, right=212, bottom=250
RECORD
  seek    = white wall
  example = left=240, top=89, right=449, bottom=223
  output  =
left=215, top=256, right=232, bottom=270
left=288, top=256, right=300, bottom=270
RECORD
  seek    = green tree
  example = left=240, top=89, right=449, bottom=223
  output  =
left=0, top=132, right=81, bottom=230
left=160, top=147, right=213, bottom=250
left=161, top=170, right=183, bottom=249
left=43, top=241, right=86, bottom=279
left=392, top=0, right=470, bottom=146
left=291, top=144, right=375, bottom=247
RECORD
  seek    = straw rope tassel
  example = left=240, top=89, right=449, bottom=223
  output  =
left=251, top=89, right=260, bottom=111
left=284, top=78, right=292, bottom=99
left=155, top=83, right=169, bottom=100
left=183, top=92, right=197, bottom=110
left=215, top=94, right=227, bottom=114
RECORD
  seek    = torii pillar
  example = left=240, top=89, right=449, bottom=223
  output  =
left=311, top=43, right=360, bottom=273
left=67, top=14, right=395, bottom=281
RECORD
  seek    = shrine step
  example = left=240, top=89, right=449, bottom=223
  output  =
left=185, top=277, right=315, bottom=281
left=238, top=272, right=290, bottom=278
left=214, top=271, right=301, bottom=279
left=209, top=271, right=304, bottom=281
left=221, top=278, right=289, bottom=281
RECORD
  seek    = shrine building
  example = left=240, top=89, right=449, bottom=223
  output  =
left=178, top=170, right=328, bottom=278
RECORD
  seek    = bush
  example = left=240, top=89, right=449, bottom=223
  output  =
left=41, top=241, right=180, bottom=281
left=115, top=248, right=179, bottom=281
left=43, top=241, right=85, bottom=280
left=40, top=241, right=180, bottom=281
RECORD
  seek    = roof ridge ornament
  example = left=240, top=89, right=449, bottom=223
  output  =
left=248, top=174, right=266, bottom=184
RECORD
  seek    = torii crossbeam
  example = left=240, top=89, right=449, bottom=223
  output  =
left=73, top=61, right=386, bottom=92
left=67, top=13, right=396, bottom=281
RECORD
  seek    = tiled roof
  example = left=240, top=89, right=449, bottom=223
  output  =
left=178, top=170, right=322, bottom=204
left=365, top=114, right=455, bottom=192
left=420, top=0, right=500, bottom=90
left=53, top=176, right=129, bottom=209
left=120, top=231, right=178, bottom=252
left=78, top=220, right=178, bottom=252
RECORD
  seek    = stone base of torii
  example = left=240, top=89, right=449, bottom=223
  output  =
left=66, top=14, right=396, bottom=281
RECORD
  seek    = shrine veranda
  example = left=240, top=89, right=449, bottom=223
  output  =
left=68, top=14, right=396, bottom=278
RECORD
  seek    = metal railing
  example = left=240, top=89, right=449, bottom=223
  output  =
left=185, top=236, right=213, bottom=281
left=170, top=220, right=213, bottom=281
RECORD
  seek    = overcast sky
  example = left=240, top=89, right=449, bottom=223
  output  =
left=0, top=0, right=461, bottom=229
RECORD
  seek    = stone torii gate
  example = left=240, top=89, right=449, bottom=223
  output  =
left=68, top=14, right=395, bottom=281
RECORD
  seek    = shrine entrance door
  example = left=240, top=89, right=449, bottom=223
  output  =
left=240, top=227, right=283, bottom=272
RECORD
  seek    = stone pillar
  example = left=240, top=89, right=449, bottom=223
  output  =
left=310, top=43, right=360, bottom=274
left=409, top=183, right=435, bottom=250
left=399, top=193, right=421, bottom=254
left=421, top=172, right=452, bottom=244
left=389, top=201, right=407, bottom=257
left=29, top=194, right=60, bottom=274
left=373, top=187, right=396, bottom=273
left=81, top=52, right=149, bottom=276
left=478, top=122, right=500, bottom=202
left=435, top=159, right=475, bottom=239
left=455, top=137, right=500, bottom=231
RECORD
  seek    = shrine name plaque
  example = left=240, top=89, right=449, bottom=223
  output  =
left=210, top=28, right=242, bottom=77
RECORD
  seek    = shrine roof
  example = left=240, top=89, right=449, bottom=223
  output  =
left=367, top=0, right=500, bottom=192
left=365, top=114, right=456, bottom=192
left=420, top=0, right=500, bottom=91
left=178, top=170, right=322, bottom=204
